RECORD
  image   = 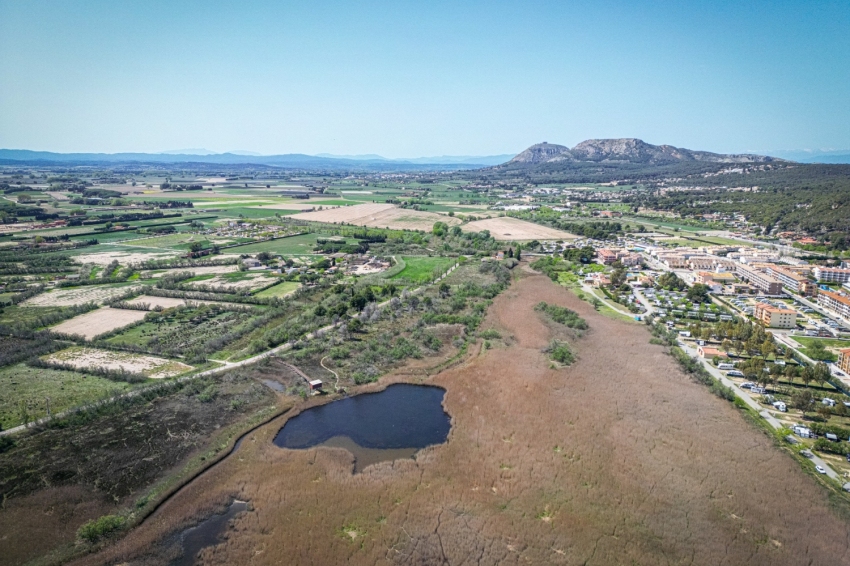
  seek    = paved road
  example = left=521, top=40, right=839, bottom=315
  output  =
left=678, top=341, right=840, bottom=480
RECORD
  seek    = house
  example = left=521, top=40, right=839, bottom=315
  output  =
left=242, top=258, right=262, bottom=268
left=698, top=346, right=727, bottom=359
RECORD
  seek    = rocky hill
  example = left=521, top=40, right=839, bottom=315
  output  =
left=505, top=138, right=780, bottom=166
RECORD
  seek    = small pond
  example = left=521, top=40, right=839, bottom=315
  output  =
left=172, top=500, right=248, bottom=566
left=273, top=384, right=451, bottom=472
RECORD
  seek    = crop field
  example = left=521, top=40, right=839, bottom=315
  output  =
left=43, top=347, right=192, bottom=379
left=250, top=202, right=321, bottom=211
left=51, top=307, right=147, bottom=339
left=0, top=364, right=132, bottom=429
left=73, top=248, right=180, bottom=264
left=389, top=256, right=456, bottom=284
left=120, top=233, right=219, bottom=249
left=253, top=281, right=300, bottom=298
left=291, top=203, right=458, bottom=231
left=22, top=284, right=142, bottom=307
left=463, top=216, right=579, bottom=240
left=149, top=264, right=239, bottom=278
left=78, top=271, right=850, bottom=566
left=224, top=233, right=326, bottom=255
left=186, top=272, right=275, bottom=292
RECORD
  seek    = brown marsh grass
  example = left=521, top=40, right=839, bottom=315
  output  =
left=75, top=271, right=850, bottom=565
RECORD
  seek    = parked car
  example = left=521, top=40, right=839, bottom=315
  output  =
left=740, top=381, right=754, bottom=389
left=816, top=465, right=827, bottom=474
left=800, top=449, right=814, bottom=458
left=727, top=370, right=745, bottom=378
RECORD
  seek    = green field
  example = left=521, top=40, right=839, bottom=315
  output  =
left=226, top=233, right=351, bottom=255
left=389, top=256, right=456, bottom=284
left=254, top=281, right=300, bottom=298
left=0, top=364, right=132, bottom=429
left=791, top=336, right=850, bottom=361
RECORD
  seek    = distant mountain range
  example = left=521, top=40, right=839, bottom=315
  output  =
left=504, top=139, right=782, bottom=167
left=760, top=149, right=850, bottom=164
left=0, top=149, right=514, bottom=168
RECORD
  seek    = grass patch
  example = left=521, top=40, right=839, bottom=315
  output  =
left=0, top=364, right=132, bottom=429
left=389, top=256, right=456, bottom=284
left=254, top=281, right=300, bottom=298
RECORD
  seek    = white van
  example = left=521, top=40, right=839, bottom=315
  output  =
left=772, top=401, right=787, bottom=412
left=727, top=370, right=745, bottom=378
left=717, top=363, right=735, bottom=370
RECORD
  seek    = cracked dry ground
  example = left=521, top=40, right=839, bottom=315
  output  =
left=78, top=271, right=850, bottom=566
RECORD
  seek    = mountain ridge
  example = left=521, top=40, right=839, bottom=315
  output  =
left=506, top=138, right=783, bottom=166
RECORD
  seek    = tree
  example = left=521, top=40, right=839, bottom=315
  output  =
left=439, top=282, right=451, bottom=298
left=686, top=283, right=711, bottom=304
left=814, top=362, right=831, bottom=388
left=515, top=244, right=522, bottom=261
left=189, top=242, right=204, bottom=253
left=791, top=388, right=814, bottom=416
left=807, top=341, right=828, bottom=361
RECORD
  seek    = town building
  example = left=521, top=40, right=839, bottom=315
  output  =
left=735, top=265, right=784, bottom=295
left=838, top=348, right=850, bottom=375
left=813, top=267, right=850, bottom=284
left=817, top=289, right=850, bottom=322
left=764, top=265, right=813, bottom=295
left=597, top=248, right=619, bottom=265
left=753, top=303, right=797, bottom=328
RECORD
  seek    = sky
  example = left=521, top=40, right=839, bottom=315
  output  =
left=1, top=0, right=849, bottom=158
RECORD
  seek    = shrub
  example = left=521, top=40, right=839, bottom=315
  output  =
left=546, top=340, right=575, bottom=365
left=535, top=302, right=588, bottom=331
left=78, top=514, right=125, bottom=543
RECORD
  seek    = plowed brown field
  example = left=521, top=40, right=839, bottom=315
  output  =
left=74, top=272, right=850, bottom=566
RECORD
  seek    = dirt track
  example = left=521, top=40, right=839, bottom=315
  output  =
left=75, top=271, right=850, bottom=566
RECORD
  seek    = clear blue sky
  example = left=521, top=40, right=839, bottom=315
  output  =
left=1, top=0, right=848, bottom=157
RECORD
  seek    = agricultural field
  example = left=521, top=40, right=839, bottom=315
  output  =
left=22, top=284, right=142, bottom=307
left=253, top=281, right=300, bottom=298
left=463, top=216, right=579, bottom=240
left=389, top=256, right=457, bottom=284
left=51, top=307, right=148, bottom=339
left=225, top=233, right=327, bottom=255
left=291, top=202, right=458, bottom=231
left=185, top=271, right=276, bottom=292
left=43, top=347, right=192, bottom=379
left=149, top=264, right=239, bottom=278
left=0, top=364, right=134, bottom=430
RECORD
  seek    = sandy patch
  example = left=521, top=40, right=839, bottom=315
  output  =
left=43, top=347, right=192, bottom=379
left=463, top=216, right=579, bottom=240
left=23, top=285, right=142, bottom=307
left=292, top=203, right=458, bottom=231
left=51, top=307, right=147, bottom=339
left=45, top=191, right=70, bottom=201
left=75, top=250, right=179, bottom=266
left=187, top=273, right=272, bottom=291
left=149, top=265, right=238, bottom=278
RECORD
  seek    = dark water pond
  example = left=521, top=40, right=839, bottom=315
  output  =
left=273, top=384, right=451, bottom=471
left=172, top=500, right=248, bottom=566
